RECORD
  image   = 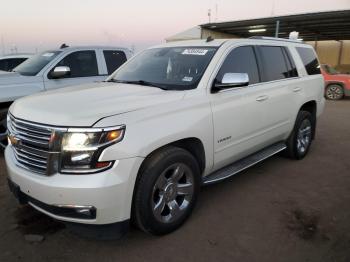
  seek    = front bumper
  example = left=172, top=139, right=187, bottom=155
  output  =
left=5, top=146, right=144, bottom=225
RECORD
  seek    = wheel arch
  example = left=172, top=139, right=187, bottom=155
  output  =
left=138, top=137, right=206, bottom=177
left=0, top=101, right=12, bottom=112
left=299, top=100, right=317, bottom=140
left=325, top=81, right=345, bottom=89
left=130, top=137, right=206, bottom=225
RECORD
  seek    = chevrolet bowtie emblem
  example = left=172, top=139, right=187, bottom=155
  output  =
left=8, top=134, right=20, bottom=146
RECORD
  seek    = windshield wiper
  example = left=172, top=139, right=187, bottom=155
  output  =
left=108, top=79, right=168, bottom=90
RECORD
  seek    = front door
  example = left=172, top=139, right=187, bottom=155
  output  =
left=43, top=50, right=106, bottom=90
left=210, top=46, right=268, bottom=170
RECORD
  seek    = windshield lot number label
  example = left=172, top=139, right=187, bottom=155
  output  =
left=182, top=49, right=208, bottom=56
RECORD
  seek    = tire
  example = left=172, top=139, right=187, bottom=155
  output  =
left=285, top=111, right=313, bottom=160
left=132, top=146, right=201, bottom=235
left=0, top=109, right=8, bottom=150
left=325, top=84, right=344, bottom=100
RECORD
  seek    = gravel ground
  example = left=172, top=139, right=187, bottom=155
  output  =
left=0, top=100, right=349, bottom=262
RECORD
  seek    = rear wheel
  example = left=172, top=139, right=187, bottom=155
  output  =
left=285, top=111, right=313, bottom=160
left=325, top=84, right=344, bottom=100
left=0, top=109, right=8, bottom=149
left=132, top=146, right=200, bottom=235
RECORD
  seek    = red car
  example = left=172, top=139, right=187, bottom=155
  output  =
left=321, top=64, right=350, bottom=100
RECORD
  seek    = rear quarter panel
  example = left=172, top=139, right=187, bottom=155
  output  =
left=289, top=45, right=325, bottom=118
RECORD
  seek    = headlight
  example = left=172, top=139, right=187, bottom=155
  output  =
left=60, top=126, right=125, bottom=174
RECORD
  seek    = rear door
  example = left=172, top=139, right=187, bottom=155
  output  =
left=43, top=50, right=106, bottom=90
left=252, top=45, right=299, bottom=142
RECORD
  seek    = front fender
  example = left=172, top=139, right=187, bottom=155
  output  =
left=96, top=95, right=214, bottom=174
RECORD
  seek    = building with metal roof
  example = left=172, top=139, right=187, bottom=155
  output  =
left=201, top=10, right=350, bottom=41
left=166, top=10, right=350, bottom=73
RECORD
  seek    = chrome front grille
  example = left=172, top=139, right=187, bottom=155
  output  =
left=7, top=115, right=60, bottom=175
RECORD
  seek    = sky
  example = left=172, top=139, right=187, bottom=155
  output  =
left=0, top=0, right=349, bottom=54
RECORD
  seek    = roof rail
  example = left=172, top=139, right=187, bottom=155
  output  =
left=249, top=36, right=303, bottom=43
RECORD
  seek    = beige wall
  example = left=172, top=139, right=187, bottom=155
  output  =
left=307, top=40, right=350, bottom=73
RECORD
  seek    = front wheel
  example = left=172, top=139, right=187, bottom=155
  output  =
left=132, top=146, right=200, bottom=235
left=285, top=111, right=313, bottom=160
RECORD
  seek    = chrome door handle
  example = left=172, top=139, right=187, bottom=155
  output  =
left=256, top=95, right=269, bottom=102
left=293, top=87, right=302, bottom=92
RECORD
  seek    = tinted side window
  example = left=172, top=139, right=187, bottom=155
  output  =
left=282, top=48, right=298, bottom=78
left=216, top=46, right=260, bottom=85
left=8, top=58, right=27, bottom=71
left=103, top=50, right=127, bottom=75
left=0, top=59, right=10, bottom=71
left=56, top=51, right=98, bottom=78
left=296, top=47, right=321, bottom=75
left=259, top=46, right=289, bottom=81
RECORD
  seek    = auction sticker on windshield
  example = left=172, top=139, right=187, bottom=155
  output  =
left=182, top=49, right=209, bottom=56
left=182, top=76, right=193, bottom=82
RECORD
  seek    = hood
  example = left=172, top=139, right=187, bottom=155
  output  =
left=323, top=72, right=350, bottom=81
left=0, top=71, right=39, bottom=85
left=11, top=82, right=185, bottom=127
left=334, top=74, right=350, bottom=79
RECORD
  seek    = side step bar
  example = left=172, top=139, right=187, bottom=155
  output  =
left=202, top=142, right=286, bottom=185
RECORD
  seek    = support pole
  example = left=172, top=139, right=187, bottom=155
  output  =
left=314, top=36, right=318, bottom=51
left=275, top=20, right=280, bottom=38
left=338, top=40, right=344, bottom=67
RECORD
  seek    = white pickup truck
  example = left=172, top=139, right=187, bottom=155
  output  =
left=5, top=38, right=325, bottom=238
left=0, top=46, right=132, bottom=148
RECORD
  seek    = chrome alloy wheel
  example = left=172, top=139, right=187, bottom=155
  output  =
left=326, top=85, right=343, bottom=100
left=296, top=119, right=312, bottom=154
left=151, top=163, right=194, bottom=223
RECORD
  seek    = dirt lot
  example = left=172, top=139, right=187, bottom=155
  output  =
left=0, top=100, right=349, bottom=262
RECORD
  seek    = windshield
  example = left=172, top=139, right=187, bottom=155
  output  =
left=111, top=46, right=218, bottom=90
left=322, top=64, right=339, bottom=75
left=13, top=51, right=61, bottom=76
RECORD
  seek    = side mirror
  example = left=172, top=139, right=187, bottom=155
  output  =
left=213, top=73, right=249, bottom=92
left=50, top=66, right=70, bottom=79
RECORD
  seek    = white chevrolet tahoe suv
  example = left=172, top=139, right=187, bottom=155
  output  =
left=5, top=38, right=325, bottom=238
left=0, top=46, right=132, bottom=148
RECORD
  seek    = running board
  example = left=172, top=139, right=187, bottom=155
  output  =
left=202, top=142, right=286, bottom=185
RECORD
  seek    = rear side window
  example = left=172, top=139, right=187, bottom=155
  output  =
left=216, top=46, right=260, bottom=85
left=0, top=58, right=26, bottom=71
left=0, top=59, right=10, bottom=71
left=296, top=47, right=321, bottom=75
left=258, top=46, right=290, bottom=82
left=103, top=50, right=127, bottom=75
left=9, top=58, right=27, bottom=70
left=282, top=48, right=298, bottom=78
left=55, top=50, right=98, bottom=78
